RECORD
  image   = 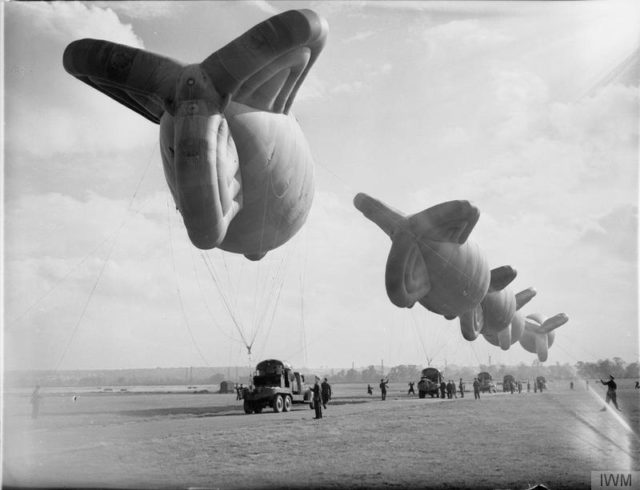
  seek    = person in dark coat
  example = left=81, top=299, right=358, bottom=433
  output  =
left=367, top=384, right=373, bottom=395
left=379, top=378, right=389, bottom=400
left=600, top=375, right=621, bottom=411
left=321, top=378, right=332, bottom=409
left=446, top=381, right=453, bottom=399
left=408, top=381, right=415, bottom=396
left=458, top=378, right=464, bottom=398
left=312, top=377, right=323, bottom=419
left=440, top=381, right=446, bottom=399
left=473, top=378, right=480, bottom=400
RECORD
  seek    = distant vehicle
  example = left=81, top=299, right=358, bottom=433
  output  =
left=477, top=372, right=497, bottom=393
left=418, top=367, right=442, bottom=398
left=242, top=359, right=313, bottom=414
left=503, top=374, right=516, bottom=393
left=536, top=376, right=547, bottom=392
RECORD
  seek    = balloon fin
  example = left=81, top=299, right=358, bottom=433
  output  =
left=515, top=287, right=537, bottom=310
left=459, top=305, right=484, bottom=341
left=353, top=193, right=406, bottom=238
left=63, top=39, right=183, bottom=124
left=385, top=230, right=430, bottom=308
left=487, top=266, right=517, bottom=292
left=408, top=200, right=479, bottom=244
left=535, top=334, right=549, bottom=362
left=200, top=9, right=328, bottom=114
left=540, top=313, right=568, bottom=334
left=497, top=328, right=511, bottom=350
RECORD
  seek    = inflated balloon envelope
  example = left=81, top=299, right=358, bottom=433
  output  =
left=353, top=193, right=492, bottom=319
left=63, top=10, right=328, bottom=260
left=519, top=312, right=569, bottom=362
left=478, top=286, right=537, bottom=349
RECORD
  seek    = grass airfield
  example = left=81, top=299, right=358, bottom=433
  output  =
left=3, top=381, right=638, bottom=489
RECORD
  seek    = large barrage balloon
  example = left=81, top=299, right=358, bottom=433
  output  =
left=63, top=10, right=328, bottom=260
left=353, top=193, right=490, bottom=319
left=519, top=312, right=569, bottom=362
left=479, top=286, right=537, bottom=349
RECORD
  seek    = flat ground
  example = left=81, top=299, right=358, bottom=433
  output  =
left=3, top=380, right=638, bottom=489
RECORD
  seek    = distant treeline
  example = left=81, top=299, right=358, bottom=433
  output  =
left=5, top=358, right=638, bottom=388
left=319, top=358, right=640, bottom=384
left=4, top=367, right=232, bottom=388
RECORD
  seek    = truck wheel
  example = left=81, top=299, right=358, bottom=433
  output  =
left=419, top=392, right=425, bottom=399
left=283, top=395, right=292, bottom=412
left=254, top=407, right=262, bottom=414
left=273, top=395, right=284, bottom=413
left=243, top=401, right=252, bottom=414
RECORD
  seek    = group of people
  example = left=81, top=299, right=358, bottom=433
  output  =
left=312, top=377, right=332, bottom=419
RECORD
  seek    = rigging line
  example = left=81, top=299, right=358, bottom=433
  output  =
left=253, top=251, right=289, bottom=344
left=188, top=247, right=243, bottom=345
left=299, top=237, right=309, bottom=366
left=201, top=252, right=251, bottom=349
left=253, top=253, right=291, bottom=354
left=53, top=221, right=126, bottom=372
left=220, top=251, right=239, bottom=314
left=409, top=309, right=429, bottom=362
left=167, top=200, right=211, bottom=367
left=468, top=341, right=483, bottom=367
left=8, top=146, right=158, bottom=331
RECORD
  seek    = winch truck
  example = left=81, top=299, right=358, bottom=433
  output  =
left=242, top=359, right=313, bottom=414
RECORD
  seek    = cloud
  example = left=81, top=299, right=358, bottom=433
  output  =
left=580, top=205, right=638, bottom=263
left=5, top=2, right=153, bottom=159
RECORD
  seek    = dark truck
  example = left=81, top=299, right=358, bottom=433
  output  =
left=242, top=359, right=313, bottom=414
left=503, top=374, right=516, bottom=393
left=418, top=367, right=442, bottom=398
left=477, top=371, right=497, bottom=393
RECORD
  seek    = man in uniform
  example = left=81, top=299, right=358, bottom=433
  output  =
left=473, top=378, right=481, bottom=400
left=458, top=378, right=464, bottom=398
left=321, top=378, right=332, bottom=409
left=379, top=378, right=389, bottom=400
left=599, top=375, right=621, bottom=411
left=312, top=377, right=323, bottom=419
left=408, top=381, right=415, bottom=396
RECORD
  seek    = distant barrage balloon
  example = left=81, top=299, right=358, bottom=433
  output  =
left=519, top=312, right=569, bottom=362
left=476, top=285, right=537, bottom=349
left=63, top=10, right=328, bottom=260
left=353, top=193, right=490, bottom=319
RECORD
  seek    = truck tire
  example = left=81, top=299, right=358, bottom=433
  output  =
left=255, top=407, right=262, bottom=414
left=419, top=391, right=425, bottom=399
left=273, top=394, right=284, bottom=413
left=243, top=400, right=252, bottom=414
left=283, top=395, right=292, bottom=412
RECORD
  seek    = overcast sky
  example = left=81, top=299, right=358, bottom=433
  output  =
left=4, top=1, right=639, bottom=373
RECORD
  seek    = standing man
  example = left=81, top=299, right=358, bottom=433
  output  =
left=458, top=378, right=464, bottom=398
left=408, top=381, right=415, bottom=396
left=473, top=378, right=481, bottom=400
left=599, top=375, right=621, bottom=411
left=312, top=377, right=323, bottom=419
left=321, top=378, right=332, bottom=409
left=440, top=380, right=446, bottom=399
left=379, top=378, right=389, bottom=400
